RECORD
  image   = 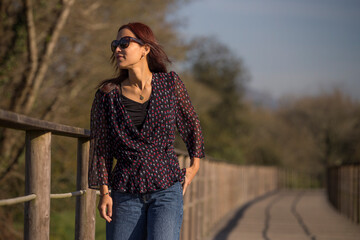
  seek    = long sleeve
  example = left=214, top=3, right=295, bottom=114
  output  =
left=88, top=90, right=114, bottom=189
left=173, top=72, right=205, bottom=158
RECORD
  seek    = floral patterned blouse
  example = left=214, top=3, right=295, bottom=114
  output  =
left=88, top=71, right=205, bottom=193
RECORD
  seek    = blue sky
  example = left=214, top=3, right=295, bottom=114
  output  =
left=175, top=0, right=360, bottom=100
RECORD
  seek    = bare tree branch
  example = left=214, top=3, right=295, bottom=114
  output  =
left=81, top=2, right=101, bottom=16
left=14, top=0, right=38, bottom=112
left=22, top=0, right=76, bottom=115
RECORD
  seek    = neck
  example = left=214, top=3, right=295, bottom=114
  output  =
left=128, top=65, right=152, bottom=90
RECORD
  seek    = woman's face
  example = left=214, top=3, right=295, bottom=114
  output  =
left=114, top=28, right=145, bottom=69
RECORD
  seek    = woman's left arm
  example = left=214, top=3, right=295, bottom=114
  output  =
left=172, top=71, right=205, bottom=195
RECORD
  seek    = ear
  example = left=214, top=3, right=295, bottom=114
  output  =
left=143, top=44, right=151, bottom=55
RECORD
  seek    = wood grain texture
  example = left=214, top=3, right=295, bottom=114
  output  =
left=75, top=138, right=96, bottom=240
left=0, top=109, right=90, bottom=138
left=24, top=131, right=51, bottom=240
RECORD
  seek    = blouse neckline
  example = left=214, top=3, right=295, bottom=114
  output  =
left=121, top=94, right=150, bottom=105
left=117, top=73, right=156, bottom=136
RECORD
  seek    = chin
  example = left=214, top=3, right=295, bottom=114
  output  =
left=117, top=62, right=128, bottom=69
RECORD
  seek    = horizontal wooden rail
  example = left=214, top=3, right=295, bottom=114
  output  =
left=0, top=194, right=37, bottom=206
left=50, top=190, right=86, bottom=199
left=0, top=190, right=89, bottom=205
left=0, top=109, right=89, bottom=138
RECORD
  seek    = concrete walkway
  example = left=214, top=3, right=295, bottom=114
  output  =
left=206, top=190, right=360, bottom=240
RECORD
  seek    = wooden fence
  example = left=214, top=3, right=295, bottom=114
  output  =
left=177, top=153, right=279, bottom=240
left=327, top=163, right=360, bottom=224
left=0, top=109, right=280, bottom=239
left=0, top=109, right=96, bottom=240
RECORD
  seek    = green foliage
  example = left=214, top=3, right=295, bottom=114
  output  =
left=50, top=204, right=76, bottom=240
left=190, top=37, right=246, bottom=96
left=241, top=91, right=360, bottom=185
left=249, top=145, right=281, bottom=166
left=49, top=203, right=106, bottom=240
left=95, top=208, right=107, bottom=238
left=277, top=91, right=360, bottom=166
left=186, top=37, right=249, bottom=163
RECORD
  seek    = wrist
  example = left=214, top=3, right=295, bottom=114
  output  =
left=100, top=185, right=109, bottom=196
left=190, top=157, right=200, bottom=170
left=100, top=192, right=110, bottom=197
left=189, top=163, right=200, bottom=172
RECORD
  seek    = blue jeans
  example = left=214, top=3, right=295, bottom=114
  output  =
left=106, top=182, right=183, bottom=240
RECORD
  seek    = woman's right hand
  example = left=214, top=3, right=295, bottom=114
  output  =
left=98, top=194, right=113, bottom=223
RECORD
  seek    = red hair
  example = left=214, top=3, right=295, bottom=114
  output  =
left=100, top=22, right=171, bottom=87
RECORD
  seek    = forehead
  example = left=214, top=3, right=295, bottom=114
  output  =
left=117, top=28, right=136, bottom=39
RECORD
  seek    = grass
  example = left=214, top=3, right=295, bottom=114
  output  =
left=9, top=198, right=106, bottom=239
left=49, top=203, right=106, bottom=239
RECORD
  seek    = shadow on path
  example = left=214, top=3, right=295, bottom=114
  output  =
left=262, top=193, right=284, bottom=240
left=291, top=191, right=316, bottom=240
left=213, top=191, right=278, bottom=240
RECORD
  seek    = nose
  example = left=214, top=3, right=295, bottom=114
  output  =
left=115, top=45, right=122, bottom=53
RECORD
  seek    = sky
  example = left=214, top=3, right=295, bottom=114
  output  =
left=175, top=0, right=360, bottom=100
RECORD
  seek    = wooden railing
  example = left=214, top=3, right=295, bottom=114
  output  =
left=0, top=109, right=281, bottom=239
left=0, top=109, right=96, bottom=240
left=178, top=156, right=279, bottom=240
left=327, top=163, right=360, bottom=224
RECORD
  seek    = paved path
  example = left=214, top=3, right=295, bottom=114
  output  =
left=206, top=190, right=360, bottom=240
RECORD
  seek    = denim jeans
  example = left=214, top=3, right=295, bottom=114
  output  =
left=106, top=182, right=183, bottom=240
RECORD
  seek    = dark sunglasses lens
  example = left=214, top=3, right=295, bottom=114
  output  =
left=111, top=38, right=131, bottom=52
left=119, top=38, right=130, bottom=48
left=111, top=40, right=118, bottom=52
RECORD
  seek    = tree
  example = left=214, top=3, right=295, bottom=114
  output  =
left=278, top=91, right=360, bottom=167
left=241, top=106, right=283, bottom=166
left=186, top=37, right=250, bottom=163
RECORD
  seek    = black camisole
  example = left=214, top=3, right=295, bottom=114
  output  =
left=121, top=94, right=150, bottom=130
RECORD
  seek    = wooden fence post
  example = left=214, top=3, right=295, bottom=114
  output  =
left=24, top=131, right=51, bottom=240
left=75, top=138, right=96, bottom=240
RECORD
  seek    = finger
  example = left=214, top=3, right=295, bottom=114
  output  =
left=100, top=206, right=107, bottom=218
left=107, top=202, right=113, bottom=218
left=102, top=207, right=112, bottom=223
left=104, top=215, right=112, bottom=223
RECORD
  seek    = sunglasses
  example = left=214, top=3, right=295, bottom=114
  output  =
left=111, top=37, right=144, bottom=52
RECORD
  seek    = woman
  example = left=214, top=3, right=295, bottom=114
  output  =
left=88, top=22, right=205, bottom=240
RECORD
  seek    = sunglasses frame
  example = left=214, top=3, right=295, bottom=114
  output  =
left=111, top=36, right=144, bottom=52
